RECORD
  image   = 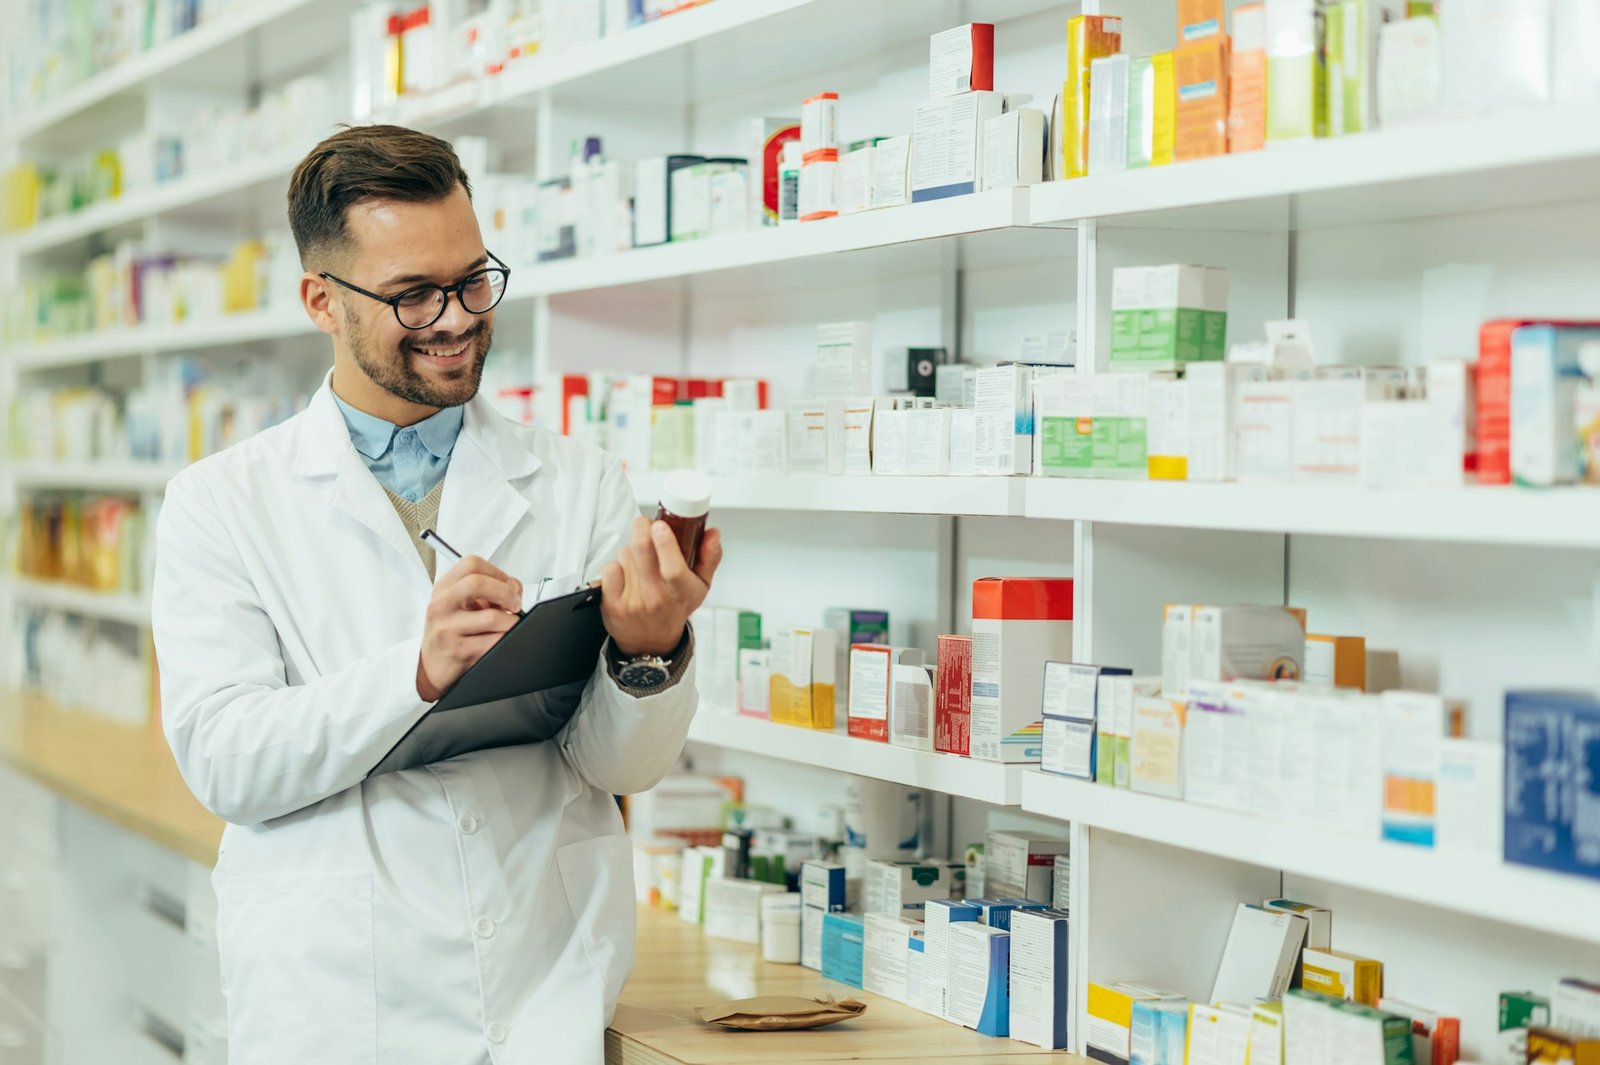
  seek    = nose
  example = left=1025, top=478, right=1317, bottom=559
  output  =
left=433, top=290, right=478, bottom=337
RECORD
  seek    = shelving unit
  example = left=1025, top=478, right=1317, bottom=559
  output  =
left=6, top=462, right=183, bottom=495
left=9, top=579, right=152, bottom=627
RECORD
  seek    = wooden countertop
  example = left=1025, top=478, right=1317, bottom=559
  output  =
left=611, top=906, right=1087, bottom=1065
left=0, top=692, right=223, bottom=866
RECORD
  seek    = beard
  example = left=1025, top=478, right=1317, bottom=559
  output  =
left=345, top=303, right=493, bottom=409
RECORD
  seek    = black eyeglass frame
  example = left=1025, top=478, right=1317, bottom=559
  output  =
left=319, top=250, right=511, bottom=330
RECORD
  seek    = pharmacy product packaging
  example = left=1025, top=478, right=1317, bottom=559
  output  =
left=930, top=23, right=996, bottom=98
left=1062, top=16, right=1125, bottom=179
left=1263, top=898, right=1332, bottom=952
left=981, top=108, right=1048, bottom=190
left=1328, top=1, right=1406, bottom=134
left=1088, top=982, right=1189, bottom=1064
left=769, top=626, right=838, bottom=729
left=841, top=398, right=876, bottom=474
left=1185, top=362, right=1268, bottom=481
left=1187, top=1003, right=1254, bottom=1065
left=704, top=878, right=783, bottom=944
left=815, top=321, right=874, bottom=399
left=1180, top=0, right=1225, bottom=41
left=787, top=402, right=830, bottom=475
left=1435, top=736, right=1501, bottom=858
left=972, top=897, right=1048, bottom=932
left=1042, top=662, right=1131, bottom=780
left=866, top=858, right=964, bottom=918
left=706, top=608, right=763, bottom=711
left=848, top=644, right=924, bottom=742
left=1305, top=633, right=1365, bottom=689
left=884, top=346, right=948, bottom=397
left=901, top=408, right=953, bottom=477
left=1377, top=15, right=1442, bottom=126
left=1302, top=947, right=1383, bottom=1006
left=1110, top=265, right=1228, bottom=372
left=863, top=913, right=924, bottom=1004
left=678, top=847, right=724, bottom=925
left=1380, top=690, right=1450, bottom=847
left=924, top=899, right=981, bottom=1018
left=1191, top=605, right=1306, bottom=686
left=872, top=135, right=912, bottom=209
left=975, top=364, right=1037, bottom=475
left=1230, top=3, right=1268, bottom=152
left=912, top=91, right=1006, bottom=202
left=801, top=91, right=839, bottom=154
left=843, top=777, right=924, bottom=878
left=799, top=153, right=839, bottom=222
left=1133, top=999, right=1193, bottom=1065
left=970, top=577, right=1074, bottom=762
left=827, top=606, right=889, bottom=709
left=949, top=408, right=980, bottom=475
left=984, top=829, right=1069, bottom=902
left=1377, top=997, right=1461, bottom=1065
left=800, top=861, right=850, bottom=971
left=1293, top=377, right=1368, bottom=484
left=1248, top=1000, right=1286, bottom=1065
left=778, top=141, right=803, bottom=222
left=1033, top=372, right=1092, bottom=478
left=1091, top=372, right=1153, bottom=479
left=890, top=662, right=938, bottom=750
left=820, top=912, right=866, bottom=988
left=1147, top=375, right=1189, bottom=479
left=1009, top=909, right=1072, bottom=1049
left=946, top=924, right=1011, bottom=1037
left=1553, top=980, right=1600, bottom=1042
left=760, top=892, right=802, bottom=965
left=1529, top=1030, right=1600, bottom=1065
left=1088, top=55, right=1131, bottom=176
left=736, top=648, right=772, bottom=719
left=1162, top=603, right=1200, bottom=700
left=837, top=142, right=875, bottom=215
left=1211, top=903, right=1308, bottom=1004
left=1304, top=691, right=1386, bottom=835
left=936, top=635, right=974, bottom=756
left=746, top=118, right=801, bottom=226
left=1503, top=992, right=1555, bottom=1065
left=1478, top=318, right=1543, bottom=485
left=1234, top=371, right=1296, bottom=483
left=1266, top=0, right=1329, bottom=143
left=1101, top=674, right=1163, bottom=788
left=1505, top=690, right=1600, bottom=882
left=1510, top=324, right=1600, bottom=486
left=1175, top=37, right=1230, bottom=161
left=1051, top=854, right=1070, bottom=914
left=632, top=154, right=704, bottom=247
left=1183, top=681, right=1256, bottom=811
left=1426, top=358, right=1477, bottom=484
left=1131, top=695, right=1188, bottom=799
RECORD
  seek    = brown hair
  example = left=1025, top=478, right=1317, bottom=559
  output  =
left=287, top=124, right=473, bottom=269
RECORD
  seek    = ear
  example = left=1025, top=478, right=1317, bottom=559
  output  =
left=301, top=273, right=339, bottom=337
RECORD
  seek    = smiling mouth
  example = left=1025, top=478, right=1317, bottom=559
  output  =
left=410, top=340, right=472, bottom=363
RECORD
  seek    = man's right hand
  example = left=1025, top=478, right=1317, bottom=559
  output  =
left=416, top=556, right=524, bottom=702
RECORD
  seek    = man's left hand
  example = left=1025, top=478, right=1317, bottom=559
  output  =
left=600, top=517, right=723, bottom=657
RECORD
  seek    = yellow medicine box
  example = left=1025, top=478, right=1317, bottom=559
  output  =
left=1302, top=947, right=1383, bottom=1006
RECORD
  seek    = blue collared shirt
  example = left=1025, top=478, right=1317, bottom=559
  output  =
left=333, top=394, right=464, bottom=503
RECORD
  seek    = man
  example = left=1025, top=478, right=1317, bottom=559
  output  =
left=153, top=125, right=719, bottom=1064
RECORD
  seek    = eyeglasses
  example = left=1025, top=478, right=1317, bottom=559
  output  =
left=320, top=250, right=511, bottom=330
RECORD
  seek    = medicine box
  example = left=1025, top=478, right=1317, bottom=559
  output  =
left=1554, top=978, right=1600, bottom=1040
left=890, top=662, right=937, bottom=751
left=1230, top=4, right=1268, bottom=152
left=769, top=626, right=838, bottom=729
left=911, top=91, right=1005, bottom=202
left=866, top=858, right=963, bottom=918
left=1511, top=324, right=1600, bottom=486
left=1435, top=736, right=1502, bottom=857
left=826, top=606, right=888, bottom=712
left=1110, top=265, right=1229, bottom=371
left=1147, top=375, right=1189, bottom=479
left=872, top=134, right=912, bottom=209
left=1529, top=1030, right=1600, bottom=1065
left=1127, top=52, right=1178, bottom=169
left=799, top=153, right=838, bottom=222
left=1302, top=947, right=1383, bottom=1006
left=1175, top=37, right=1230, bottom=161
left=1088, top=55, right=1130, bottom=176
left=1305, top=633, right=1365, bottom=689
left=1180, top=0, right=1225, bottom=40
left=814, top=321, right=873, bottom=400
left=678, top=847, right=723, bottom=925
left=975, top=363, right=1036, bottom=475
left=745, top=117, right=800, bottom=226
left=1192, top=605, right=1306, bottom=685
left=703, top=608, right=762, bottom=711
left=1504, top=992, right=1554, bottom=1065
left=1293, top=378, right=1367, bottom=483
left=1266, top=0, right=1329, bottom=143
left=1211, top=903, right=1308, bottom=1005
left=801, top=91, right=839, bottom=154
left=1183, top=681, right=1255, bottom=811
left=1131, top=694, right=1188, bottom=799
left=704, top=878, right=783, bottom=945
left=1263, top=898, right=1332, bottom=950
left=848, top=644, right=922, bottom=742
left=1248, top=1000, right=1285, bottom=1065
left=863, top=913, right=923, bottom=1004
left=935, top=635, right=974, bottom=756
left=737, top=648, right=771, bottom=719
left=1042, top=662, right=1131, bottom=780
left=1187, top=362, right=1271, bottom=482
left=1051, top=854, right=1070, bottom=914
left=1034, top=373, right=1094, bottom=478
left=1009, top=908, right=1072, bottom=1049
left=836, top=142, right=875, bottom=215
left=1505, top=690, right=1600, bottom=882
left=1186, top=1004, right=1254, bottom=1065
left=929, top=22, right=995, bottom=98
left=1062, top=15, right=1124, bottom=179
left=1088, top=982, right=1188, bottom=1064
left=1235, top=372, right=1295, bottom=483
left=1329, top=1, right=1406, bottom=134
left=926, top=899, right=981, bottom=1019
left=980, top=108, right=1048, bottom=191
left=970, top=577, right=1074, bottom=762
left=1100, top=675, right=1162, bottom=788
left=946, top=923, right=1010, bottom=1037
left=971, top=897, right=1048, bottom=931
left=820, top=911, right=866, bottom=988
left=1380, top=690, right=1450, bottom=847
left=985, top=830, right=1069, bottom=902
left=633, top=154, right=704, bottom=247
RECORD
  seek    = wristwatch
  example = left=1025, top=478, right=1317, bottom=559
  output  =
left=605, top=627, right=691, bottom=693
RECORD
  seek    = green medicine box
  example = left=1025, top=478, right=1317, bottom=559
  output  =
left=1109, top=265, right=1229, bottom=371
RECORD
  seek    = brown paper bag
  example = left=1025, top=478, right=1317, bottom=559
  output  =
left=695, top=996, right=868, bottom=1031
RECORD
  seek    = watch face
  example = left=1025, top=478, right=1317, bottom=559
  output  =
left=619, top=661, right=670, bottom=689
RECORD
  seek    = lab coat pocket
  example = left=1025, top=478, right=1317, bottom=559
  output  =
left=214, top=872, right=376, bottom=1065
left=556, top=835, right=636, bottom=1004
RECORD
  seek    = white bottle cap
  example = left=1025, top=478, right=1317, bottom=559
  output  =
left=659, top=469, right=711, bottom=519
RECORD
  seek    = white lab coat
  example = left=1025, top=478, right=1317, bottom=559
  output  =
left=154, top=380, right=697, bottom=1065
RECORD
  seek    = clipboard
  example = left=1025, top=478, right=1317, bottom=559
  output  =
left=368, top=585, right=609, bottom=777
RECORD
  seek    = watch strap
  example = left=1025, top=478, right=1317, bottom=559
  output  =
left=605, top=625, right=694, bottom=697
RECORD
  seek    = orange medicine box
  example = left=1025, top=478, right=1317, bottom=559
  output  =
left=1179, top=0, right=1225, bottom=42
left=936, top=635, right=974, bottom=756
left=1228, top=3, right=1267, bottom=153
left=1305, top=634, right=1365, bottom=690
left=1062, top=15, right=1123, bottom=179
left=1175, top=37, right=1230, bottom=161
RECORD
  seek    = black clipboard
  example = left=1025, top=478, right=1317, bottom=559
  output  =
left=368, top=585, right=609, bottom=777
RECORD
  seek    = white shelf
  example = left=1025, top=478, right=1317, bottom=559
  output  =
left=11, top=149, right=306, bottom=256
left=12, top=308, right=315, bottom=369
left=7, top=461, right=185, bottom=494
left=12, top=0, right=321, bottom=142
left=631, top=472, right=1025, bottom=516
left=506, top=188, right=1036, bottom=298
left=687, top=712, right=1023, bottom=805
left=1028, top=103, right=1600, bottom=232
left=1023, top=478, right=1600, bottom=550
left=9, top=578, right=151, bottom=626
left=1019, top=771, right=1600, bottom=946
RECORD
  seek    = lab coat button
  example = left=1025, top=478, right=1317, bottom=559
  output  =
left=486, top=1022, right=506, bottom=1044
left=475, top=916, right=496, bottom=939
left=458, top=813, right=479, bottom=835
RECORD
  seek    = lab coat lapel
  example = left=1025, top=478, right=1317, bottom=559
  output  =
left=434, top=396, right=539, bottom=568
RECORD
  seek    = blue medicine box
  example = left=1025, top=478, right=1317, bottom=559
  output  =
left=1505, top=690, right=1600, bottom=881
left=821, top=912, right=865, bottom=988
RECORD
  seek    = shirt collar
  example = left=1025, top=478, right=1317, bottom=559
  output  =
left=332, top=393, right=464, bottom=461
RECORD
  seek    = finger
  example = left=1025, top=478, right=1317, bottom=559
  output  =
left=447, top=609, right=520, bottom=638
left=442, top=555, right=522, bottom=603
left=651, top=521, right=690, bottom=584
left=600, top=560, right=624, bottom=600
left=452, top=573, right=522, bottom=614
left=616, top=544, right=644, bottom=601
left=692, top=527, right=723, bottom=586
left=455, top=632, right=506, bottom=669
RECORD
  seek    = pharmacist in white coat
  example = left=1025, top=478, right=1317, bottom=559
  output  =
left=153, top=126, right=719, bottom=1065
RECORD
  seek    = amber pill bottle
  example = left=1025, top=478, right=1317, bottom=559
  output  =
left=655, top=470, right=711, bottom=570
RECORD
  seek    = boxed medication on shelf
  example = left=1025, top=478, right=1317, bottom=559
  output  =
left=1009, top=908, right=1071, bottom=1050
left=1063, top=15, right=1125, bottom=179
left=863, top=913, right=924, bottom=1003
left=802, top=91, right=840, bottom=154
left=815, top=321, right=874, bottom=399
left=1089, top=55, right=1131, bottom=176
left=1132, top=999, right=1194, bottom=1065
left=925, top=899, right=981, bottom=1018
left=1511, top=324, right=1600, bottom=486
left=1186, top=1004, right=1253, bottom=1065
left=1302, top=948, right=1383, bottom=1006
left=704, top=878, right=783, bottom=944
left=1435, top=737, right=1502, bottom=857
left=981, top=108, right=1048, bottom=190
left=912, top=91, right=1005, bottom=202
left=975, top=364, right=1036, bottom=475
left=972, top=898, right=1048, bottom=931
left=1184, top=681, right=1256, bottom=811
left=984, top=830, right=1069, bottom=903
left=1042, top=662, right=1131, bottom=780
left=837, top=142, right=876, bottom=215
left=1034, top=372, right=1093, bottom=477
left=930, top=23, right=995, bottom=98
left=701, top=607, right=763, bottom=711
left=1147, top=375, right=1190, bottom=479
left=1504, top=993, right=1555, bottom=1064
left=787, top=402, right=830, bottom=474
left=947, top=923, right=1010, bottom=1037
left=970, top=578, right=1074, bottom=762
left=800, top=153, right=839, bottom=222
left=1554, top=979, right=1600, bottom=1038
left=1235, top=372, right=1296, bottom=483
left=1052, top=855, right=1070, bottom=913
left=1505, top=690, right=1600, bottom=882
left=1229, top=3, right=1268, bottom=152
left=827, top=608, right=889, bottom=707
left=950, top=409, right=980, bottom=476
left=1304, top=691, right=1385, bottom=835
left=1266, top=0, right=1329, bottom=142
left=1529, top=1030, right=1600, bottom=1065
left=1211, top=903, right=1308, bottom=1004
left=678, top=847, right=723, bottom=925
left=1175, top=37, right=1231, bottom=161
left=1248, top=1001, right=1285, bottom=1064
left=746, top=118, right=801, bottom=226
left=936, top=635, right=974, bottom=756
left=1377, top=15, right=1443, bottom=126
left=1180, top=0, right=1225, bottom=41
left=866, top=858, right=963, bottom=917
left=1162, top=604, right=1199, bottom=700
left=800, top=861, right=851, bottom=970
left=848, top=644, right=924, bottom=742
left=872, top=135, right=913, bottom=208
left=737, top=649, right=771, bottom=719
left=1380, top=690, right=1451, bottom=846
left=1110, top=265, right=1229, bottom=372
left=1131, top=695, right=1188, bottom=799
left=769, top=626, right=838, bottom=729
left=1293, top=377, right=1368, bottom=483
left=842, top=399, right=877, bottom=474
left=1101, top=675, right=1163, bottom=788
left=1186, top=362, right=1267, bottom=481
left=1127, top=52, right=1178, bottom=169
left=1089, top=983, right=1189, bottom=1065
left=890, top=663, right=937, bottom=751
left=821, top=912, right=866, bottom=988
left=1328, top=0, right=1406, bottom=135
left=1263, top=899, right=1332, bottom=950
left=1192, top=605, right=1306, bottom=686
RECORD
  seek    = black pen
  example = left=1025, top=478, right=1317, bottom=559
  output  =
left=420, top=529, right=530, bottom=616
